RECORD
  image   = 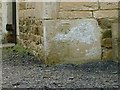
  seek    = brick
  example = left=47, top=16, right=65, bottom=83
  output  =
left=100, top=2, right=119, bottom=10
left=58, top=11, right=92, bottom=19
left=60, top=2, right=98, bottom=11
left=94, top=10, right=118, bottom=18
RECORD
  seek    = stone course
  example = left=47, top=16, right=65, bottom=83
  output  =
left=60, top=2, right=98, bottom=11
left=100, top=2, right=119, bottom=10
left=0, top=0, right=2, bottom=44
left=58, top=11, right=93, bottom=19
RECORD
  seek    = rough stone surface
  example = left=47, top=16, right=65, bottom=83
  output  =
left=44, top=19, right=101, bottom=64
left=102, top=30, right=112, bottom=39
left=100, top=2, right=119, bottom=10
left=18, top=2, right=44, bottom=61
left=112, top=23, right=119, bottom=61
left=0, top=1, right=1, bottom=32
left=103, top=49, right=112, bottom=60
left=102, top=38, right=112, bottom=48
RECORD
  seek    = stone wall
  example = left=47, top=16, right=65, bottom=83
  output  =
left=0, top=0, right=2, bottom=44
left=59, top=1, right=119, bottom=60
left=0, top=0, right=1, bottom=31
left=18, top=2, right=45, bottom=61
left=18, top=1, right=119, bottom=64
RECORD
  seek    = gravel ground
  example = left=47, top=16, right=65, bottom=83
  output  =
left=2, top=48, right=120, bottom=89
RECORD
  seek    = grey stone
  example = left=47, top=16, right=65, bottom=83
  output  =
left=44, top=19, right=102, bottom=64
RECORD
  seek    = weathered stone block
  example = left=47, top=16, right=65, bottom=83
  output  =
left=102, top=30, right=112, bottom=39
left=94, top=10, right=118, bottom=18
left=58, top=11, right=92, bottom=19
left=99, top=0, right=119, bottom=9
left=100, top=2, right=119, bottom=10
left=60, top=2, right=98, bottom=11
left=102, top=38, right=112, bottom=48
left=30, top=34, right=36, bottom=42
left=44, top=19, right=101, bottom=64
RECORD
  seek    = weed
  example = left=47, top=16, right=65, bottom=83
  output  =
left=5, top=44, right=29, bottom=54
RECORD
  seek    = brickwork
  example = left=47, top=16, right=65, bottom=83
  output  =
left=18, top=1, right=119, bottom=64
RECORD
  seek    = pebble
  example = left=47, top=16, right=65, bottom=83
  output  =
left=2, top=48, right=119, bottom=88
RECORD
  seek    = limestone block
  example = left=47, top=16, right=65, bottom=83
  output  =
left=19, top=2, right=26, bottom=10
left=44, top=19, right=101, bottom=64
left=94, top=10, right=118, bottom=18
left=60, top=2, right=98, bottom=11
left=59, top=11, right=92, bottom=19
left=0, top=2, right=1, bottom=8
left=100, top=2, right=119, bottom=9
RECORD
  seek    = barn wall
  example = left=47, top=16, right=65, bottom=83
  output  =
left=17, top=1, right=119, bottom=64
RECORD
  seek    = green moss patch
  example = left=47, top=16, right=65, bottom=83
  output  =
left=5, top=44, right=29, bottom=54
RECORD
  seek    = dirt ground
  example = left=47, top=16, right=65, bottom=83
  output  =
left=2, top=47, right=120, bottom=89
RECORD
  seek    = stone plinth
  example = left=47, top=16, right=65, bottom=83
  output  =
left=44, top=19, right=101, bottom=64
